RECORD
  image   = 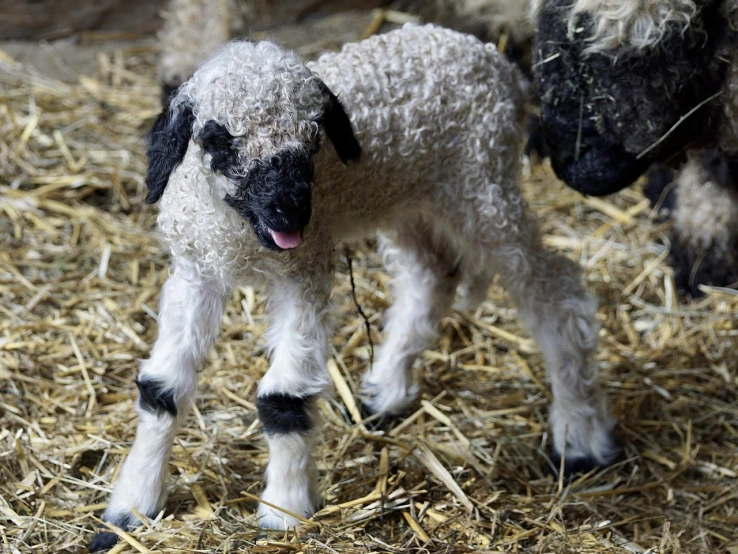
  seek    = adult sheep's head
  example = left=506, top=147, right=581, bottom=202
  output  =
left=532, top=0, right=730, bottom=196
left=144, top=40, right=361, bottom=252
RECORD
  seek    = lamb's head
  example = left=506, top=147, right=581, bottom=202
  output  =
left=144, top=40, right=361, bottom=252
left=533, top=0, right=730, bottom=196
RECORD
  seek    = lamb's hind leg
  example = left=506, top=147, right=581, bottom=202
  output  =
left=90, top=262, right=227, bottom=552
left=494, top=238, right=619, bottom=474
left=360, top=220, right=462, bottom=417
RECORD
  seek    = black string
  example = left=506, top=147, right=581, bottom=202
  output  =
left=344, top=246, right=374, bottom=368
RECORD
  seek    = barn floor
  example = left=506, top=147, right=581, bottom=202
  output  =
left=1, top=10, right=737, bottom=554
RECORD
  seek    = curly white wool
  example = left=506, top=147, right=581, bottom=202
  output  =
left=530, top=0, right=700, bottom=53
left=674, top=156, right=738, bottom=247
left=176, top=40, right=323, bottom=150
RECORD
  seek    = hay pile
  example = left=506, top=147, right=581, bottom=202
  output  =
left=1, top=18, right=737, bottom=554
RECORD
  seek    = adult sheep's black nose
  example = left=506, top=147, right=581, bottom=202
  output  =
left=551, top=146, right=652, bottom=197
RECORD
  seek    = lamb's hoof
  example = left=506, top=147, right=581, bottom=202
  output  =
left=257, top=483, right=317, bottom=530
left=89, top=511, right=147, bottom=552
left=257, top=509, right=305, bottom=530
left=89, top=531, right=119, bottom=552
left=359, top=401, right=403, bottom=431
left=547, top=441, right=621, bottom=480
left=358, top=380, right=418, bottom=424
left=257, top=500, right=313, bottom=530
left=547, top=452, right=600, bottom=479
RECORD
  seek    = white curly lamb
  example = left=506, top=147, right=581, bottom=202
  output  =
left=90, top=24, right=617, bottom=550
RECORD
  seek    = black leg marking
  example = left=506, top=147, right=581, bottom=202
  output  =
left=136, top=377, right=177, bottom=417
left=256, top=393, right=315, bottom=435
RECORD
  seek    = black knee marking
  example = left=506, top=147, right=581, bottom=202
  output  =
left=136, top=377, right=177, bottom=417
left=256, top=393, right=315, bottom=435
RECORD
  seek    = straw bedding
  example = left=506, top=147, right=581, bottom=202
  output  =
left=1, top=16, right=737, bottom=554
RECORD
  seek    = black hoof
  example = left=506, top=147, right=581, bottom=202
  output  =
left=89, top=531, right=119, bottom=552
left=359, top=402, right=404, bottom=431
left=547, top=452, right=600, bottom=479
left=547, top=440, right=621, bottom=480
left=89, top=511, right=148, bottom=552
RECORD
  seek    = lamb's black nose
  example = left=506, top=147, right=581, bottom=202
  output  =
left=271, top=190, right=311, bottom=230
left=275, top=199, right=307, bottom=219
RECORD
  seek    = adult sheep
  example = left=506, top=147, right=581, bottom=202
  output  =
left=531, top=0, right=738, bottom=295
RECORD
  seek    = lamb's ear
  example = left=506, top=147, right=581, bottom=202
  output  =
left=317, top=80, right=361, bottom=165
left=145, top=102, right=195, bottom=204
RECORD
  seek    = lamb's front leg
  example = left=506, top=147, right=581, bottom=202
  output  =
left=90, top=264, right=227, bottom=552
left=256, top=272, right=333, bottom=530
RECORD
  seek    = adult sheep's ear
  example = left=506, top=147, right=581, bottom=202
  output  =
left=145, top=102, right=195, bottom=204
left=317, top=80, right=361, bottom=165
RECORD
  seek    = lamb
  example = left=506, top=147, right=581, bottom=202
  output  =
left=531, top=0, right=738, bottom=294
left=90, top=24, right=618, bottom=551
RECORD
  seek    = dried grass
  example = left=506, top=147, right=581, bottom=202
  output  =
left=1, top=24, right=737, bottom=554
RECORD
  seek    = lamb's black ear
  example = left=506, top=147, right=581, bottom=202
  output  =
left=317, top=80, right=361, bottom=165
left=145, top=103, right=195, bottom=204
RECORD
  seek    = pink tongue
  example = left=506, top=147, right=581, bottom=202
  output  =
left=269, top=229, right=302, bottom=249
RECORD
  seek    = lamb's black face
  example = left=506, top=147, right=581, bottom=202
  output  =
left=198, top=120, right=317, bottom=252
left=224, top=150, right=315, bottom=252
